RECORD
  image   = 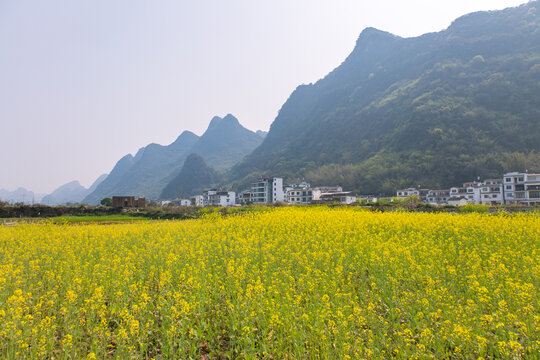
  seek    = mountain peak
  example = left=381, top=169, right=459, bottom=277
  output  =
left=171, top=130, right=199, bottom=147
left=208, top=116, right=223, bottom=130
left=206, top=114, right=241, bottom=132
left=222, top=113, right=239, bottom=124
left=357, top=27, right=398, bottom=42
left=349, top=27, right=400, bottom=57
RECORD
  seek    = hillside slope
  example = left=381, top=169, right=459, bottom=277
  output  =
left=160, top=153, right=220, bottom=199
left=83, top=131, right=199, bottom=204
left=230, top=2, right=540, bottom=194
left=83, top=115, right=262, bottom=204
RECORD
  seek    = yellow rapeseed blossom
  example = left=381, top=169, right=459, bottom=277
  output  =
left=0, top=207, right=538, bottom=359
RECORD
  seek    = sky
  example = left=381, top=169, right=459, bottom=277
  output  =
left=0, top=0, right=530, bottom=194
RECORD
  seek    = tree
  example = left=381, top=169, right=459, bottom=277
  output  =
left=100, top=198, right=112, bottom=206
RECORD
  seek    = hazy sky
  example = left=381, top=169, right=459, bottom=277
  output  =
left=0, top=0, right=529, bottom=193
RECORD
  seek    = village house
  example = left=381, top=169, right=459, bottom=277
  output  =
left=284, top=182, right=313, bottom=204
left=316, top=191, right=356, bottom=204
left=426, top=189, right=450, bottom=204
left=190, top=195, right=204, bottom=207
left=479, top=179, right=503, bottom=205
left=172, top=198, right=192, bottom=207
left=396, top=188, right=431, bottom=202
left=203, top=189, right=236, bottom=207
left=251, top=176, right=284, bottom=204
left=236, top=190, right=253, bottom=205
left=503, top=171, right=540, bottom=205
left=112, top=196, right=146, bottom=208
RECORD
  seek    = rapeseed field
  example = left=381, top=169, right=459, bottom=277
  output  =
left=0, top=208, right=538, bottom=359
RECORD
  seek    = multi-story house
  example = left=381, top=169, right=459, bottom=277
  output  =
left=479, top=179, right=503, bottom=205
left=426, top=189, right=450, bottom=204
left=318, top=191, right=356, bottom=204
left=236, top=190, right=253, bottom=205
left=397, top=188, right=417, bottom=197
left=173, top=198, right=192, bottom=207
left=316, top=186, right=343, bottom=194
left=449, top=186, right=472, bottom=203
left=503, top=172, right=540, bottom=205
left=285, top=182, right=313, bottom=204
left=251, top=176, right=284, bottom=204
left=203, top=189, right=236, bottom=207
left=396, top=188, right=431, bottom=202
left=190, top=195, right=204, bottom=207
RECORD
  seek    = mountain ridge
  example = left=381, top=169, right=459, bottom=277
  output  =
left=41, top=174, right=107, bottom=205
left=228, top=1, right=540, bottom=194
left=83, top=115, right=262, bottom=204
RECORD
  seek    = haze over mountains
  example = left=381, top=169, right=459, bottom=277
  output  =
left=7, top=2, right=540, bottom=203
left=0, top=188, right=45, bottom=205
left=82, top=115, right=263, bottom=204
left=41, top=174, right=107, bottom=205
left=230, top=1, right=540, bottom=193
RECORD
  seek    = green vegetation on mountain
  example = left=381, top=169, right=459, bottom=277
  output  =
left=160, top=153, right=220, bottom=199
left=230, top=2, right=540, bottom=194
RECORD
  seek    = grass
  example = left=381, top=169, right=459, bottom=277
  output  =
left=49, top=214, right=151, bottom=223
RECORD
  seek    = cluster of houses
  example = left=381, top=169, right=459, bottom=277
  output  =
left=396, top=171, right=540, bottom=206
left=158, top=176, right=358, bottom=207
left=114, top=171, right=539, bottom=208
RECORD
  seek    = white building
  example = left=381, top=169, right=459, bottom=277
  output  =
left=190, top=195, right=204, bottom=207
left=447, top=197, right=470, bottom=206
left=503, top=172, right=540, bottom=205
left=396, top=188, right=419, bottom=197
left=425, top=189, right=450, bottom=204
left=203, top=189, right=236, bottom=207
left=285, top=182, right=313, bottom=204
left=172, top=198, right=192, bottom=207
left=449, top=182, right=479, bottom=204
left=317, top=192, right=356, bottom=204
left=236, top=190, right=253, bottom=205
left=251, top=176, right=284, bottom=204
left=479, top=179, right=503, bottom=205
left=396, top=188, right=431, bottom=202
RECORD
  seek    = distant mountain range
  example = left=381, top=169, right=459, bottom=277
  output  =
left=82, top=114, right=263, bottom=204
left=0, top=188, right=45, bottom=205
left=7, top=2, right=540, bottom=201
left=229, top=1, right=540, bottom=194
left=40, top=174, right=107, bottom=205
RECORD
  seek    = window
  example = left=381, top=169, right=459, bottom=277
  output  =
left=505, top=178, right=511, bottom=182
left=505, top=185, right=512, bottom=190
left=518, top=177, right=524, bottom=182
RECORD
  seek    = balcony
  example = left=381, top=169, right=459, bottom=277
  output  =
left=529, top=191, right=540, bottom=199
left=515, top=191, right=526, bottom=199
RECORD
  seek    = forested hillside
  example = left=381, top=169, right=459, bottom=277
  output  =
left=230, top=2, right=540, bottom=194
